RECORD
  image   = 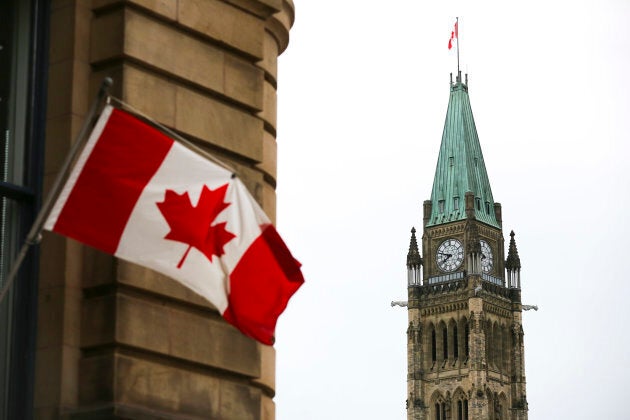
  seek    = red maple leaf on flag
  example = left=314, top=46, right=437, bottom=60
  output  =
left=157, top=184, right=236, bottom=268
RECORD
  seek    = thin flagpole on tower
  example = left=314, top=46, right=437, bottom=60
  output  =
left=456, top=17, right=460, bottom=76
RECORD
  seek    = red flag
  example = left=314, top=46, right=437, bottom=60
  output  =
left=44, top=105, right=304, bottom=345
left=448, top=21, right=458, bottom=50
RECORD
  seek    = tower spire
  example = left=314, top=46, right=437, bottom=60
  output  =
left=406, top=227, right=422, bottom=286
left=427, top=76, right=499, bottom=228
left=506, top=230, right=522, bottom=288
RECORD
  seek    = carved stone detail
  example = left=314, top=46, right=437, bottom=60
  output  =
left=425, top=223, right=466, bottom=238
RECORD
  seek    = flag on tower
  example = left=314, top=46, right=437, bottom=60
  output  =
left=448, top=20, right=458, bottom=50
left=43, top=104, right=304, bottom=345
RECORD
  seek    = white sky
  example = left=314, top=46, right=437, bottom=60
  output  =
left=274, top=1, right=630, bottom=419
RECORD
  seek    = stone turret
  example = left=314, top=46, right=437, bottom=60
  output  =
left=506, top=230, right=522, bottom=288
left=407, top=227, right=422, bottom=286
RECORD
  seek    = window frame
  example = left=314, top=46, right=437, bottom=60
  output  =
left=0, top=0, right=49, bottom=418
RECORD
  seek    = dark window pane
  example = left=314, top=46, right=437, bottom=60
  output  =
left=0, top=0, right=46, bottom=418
left=453, top=325, right=458, bottom=359
left=442, top=328, right=448, bottom=360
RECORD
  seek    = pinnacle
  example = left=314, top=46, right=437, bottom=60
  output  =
left=506, top=230, right=521, bottom=270
left=407, top=227, right=422, bottom=268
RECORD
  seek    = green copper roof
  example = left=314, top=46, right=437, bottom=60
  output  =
left=426, top=75, right=500, bottom=228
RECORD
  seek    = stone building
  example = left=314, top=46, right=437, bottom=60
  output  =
left=0, top=0, right=294, bottom=418
left=404, top=73, right=528, bottom=420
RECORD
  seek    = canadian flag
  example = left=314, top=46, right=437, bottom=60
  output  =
left=448, top=21, right=458, bottom=50
left=44, top=105, right=304, bottom=345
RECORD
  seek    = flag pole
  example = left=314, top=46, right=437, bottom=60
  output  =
left=0, top=77, right=113, bottom=305
left=456, top=16, right=460, bottom=77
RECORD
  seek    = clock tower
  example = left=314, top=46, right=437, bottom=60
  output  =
left=405, top=73, right=528, bottom=420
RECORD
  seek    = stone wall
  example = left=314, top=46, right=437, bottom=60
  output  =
left=36, top=1, right=293, bottom=418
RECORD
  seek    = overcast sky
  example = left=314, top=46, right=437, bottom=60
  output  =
left=273, top=1, right=630, bottom=419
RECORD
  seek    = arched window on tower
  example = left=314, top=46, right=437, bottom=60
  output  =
left=448, top=318, right=457, bottom=366
left=436, top=321, right=447, bottom=366
left=486, top=320, right=493, bottom=368
left=434, top=402, right=447, bottom=420
left=457, top=317, right=468, bottom=365
left=464, top=321, right=470, bottom=360
left=442, top=326, right=448, bottom=362
left=493, top=322, right=501, bottom=370
left=454, top=388, right=469, bottom=420
left=457, top=399, right=469, bottom=420
left=423, top=322, right=437, bottom=370
left=453, top=324, right=459, bottom=360
left=431, top=392, right=447, bottom=420
left=432, top=329, right=437, bottom=362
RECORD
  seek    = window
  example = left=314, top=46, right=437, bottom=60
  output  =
left=442, top=327, right=448, bottom=360
left=486, top=321, right=494, bottom=367
left=495, top=401, right=504, bottom=420
left=431, top=329, right=437, bottom=363
left=465, top=323, right=470, bottom=357
left=494, top=323, right=502, bottom=371
left=0, top=0, right=47, bottom=418
left=435, top=402, right=447, bottom=420
left=453, top=196, right=459, bottom=210
left=453, top=325, right=458, bottom=359
left=438, top=200, right=445, bottom=213
left=457, top=399, right=469, bottom=420
left=475, top=197, right=481, bottom=211
left=485, top=201, right=491, bottom=214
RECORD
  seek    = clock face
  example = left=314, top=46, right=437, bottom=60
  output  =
left=480, top=239, right=494, bottom=273
left=436, top=239, right=464, bottom=272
